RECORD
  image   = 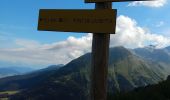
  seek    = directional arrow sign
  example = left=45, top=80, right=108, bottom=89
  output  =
left=85, top=0, right=152, bottom=3
left=38, top=9, right=117, bottom=34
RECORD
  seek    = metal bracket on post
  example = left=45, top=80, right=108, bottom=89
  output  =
left=90, top=2, right=112, bottom=100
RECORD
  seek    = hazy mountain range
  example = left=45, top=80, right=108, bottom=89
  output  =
left=0, top=67, right=35, bottom=78
left=0, top=46, right=170, bottom=100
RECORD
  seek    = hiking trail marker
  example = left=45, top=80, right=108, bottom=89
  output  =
left=38, top=9, right=117, bottom=33
left=37, top=0, right=153, bottom=100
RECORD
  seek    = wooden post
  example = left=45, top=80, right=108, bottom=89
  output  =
left=90, top=2, right=112, bottom=100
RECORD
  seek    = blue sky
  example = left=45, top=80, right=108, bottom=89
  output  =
left=0, top=0, right=170, bottom=68
left=0, top=0, right=169, bottom=46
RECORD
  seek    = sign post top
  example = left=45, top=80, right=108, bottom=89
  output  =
left=85, top=0, right=153, bottom=3
left=38, top=9, right=117, bottom=34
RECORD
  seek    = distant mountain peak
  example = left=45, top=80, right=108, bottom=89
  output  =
left=144, top=45, right=158, bottom=52
left=110, top=46, right=131, bottom=53
left=48, top=64, right=64, bottom=68
left=110, top=46, right=132, bottom=59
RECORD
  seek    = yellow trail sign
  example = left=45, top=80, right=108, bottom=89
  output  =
left=38, top=9, right=117, bottom=34
left=85, top=0, right=152, bottom=3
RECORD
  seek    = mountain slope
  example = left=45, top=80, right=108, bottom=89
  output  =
left=134, top=47, right=170, bottom=63
left=0, top=65, right=61, bottom=91
left=0, top=47, right=167, bottom=100
left=134, top=47, right=170, bottom=77
left=108, top=47, right=165, bottom=92
left=109, top=76, right=170, bottom=100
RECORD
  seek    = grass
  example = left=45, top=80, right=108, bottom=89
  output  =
left=0, top=90, right=19, bottom=100
left=0, top=91, right=19, bottom=95
left=0, top=98, right=8, bottom=100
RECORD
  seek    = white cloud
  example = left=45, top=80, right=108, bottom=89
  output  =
left=128, top=0, right=167, bottom=8
left=0, top=15, right=170, bottom=66
left=15, top=39, right=41, bottom=49
left=0, top=34, right=92, bottom=66
left=43, top=34, right=92, bottom=59
left=163, top=29, right=170, bottom=37
left=110, top=15, right=170, bottom=48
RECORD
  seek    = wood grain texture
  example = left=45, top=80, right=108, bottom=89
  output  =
left=90, top=2, right=112, bottom=100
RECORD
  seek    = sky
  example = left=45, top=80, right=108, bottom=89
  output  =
left=0, top=0, right=170, bottom=68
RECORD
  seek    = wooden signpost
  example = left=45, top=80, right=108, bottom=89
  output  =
left=88, top=1, right=152, bottom=100
left=38, top=9, right=117, bottom=33
left=90, top=2, right=112, bottom=100
left=38, top=0, right=152, bottom=100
